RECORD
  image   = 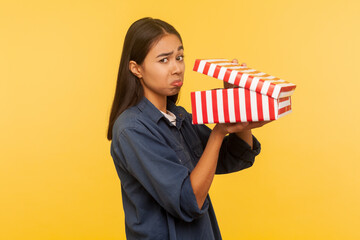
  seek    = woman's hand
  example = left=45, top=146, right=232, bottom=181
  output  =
left=213, top=121, right=271, bottom=138
left=214, top=120, right=272, bottom=149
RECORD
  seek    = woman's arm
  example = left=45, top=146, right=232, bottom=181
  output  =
left=190, top=58, right=272, bottom=209
left=189, top=125, right=226, bottom=209
left=190, top=122, right=255, bottom=209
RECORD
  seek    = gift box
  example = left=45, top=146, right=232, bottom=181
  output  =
left=191, top=59, right=296, bottom=124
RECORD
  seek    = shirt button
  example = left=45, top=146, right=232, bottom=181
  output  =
left=179, top=113, right=183, bottom=118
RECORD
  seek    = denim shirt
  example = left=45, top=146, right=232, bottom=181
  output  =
left=110, top=97, right=261, bottom=240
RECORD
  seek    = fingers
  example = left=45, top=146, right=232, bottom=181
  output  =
left=224, top=81, right=238, bottom=89
left=228, top=121, right=273, bottom=132
left=217, top=120, right=272, bottom=134
left=231, top=59, right=247, bottom=67
left=224, top=122, right=249, bottom=133
left=245, top=121, right=273, bottom=130
left=225, top=58, right=244, bottom=89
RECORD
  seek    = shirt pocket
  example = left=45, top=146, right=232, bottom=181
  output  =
left=174, top=148, right=191, bottom=166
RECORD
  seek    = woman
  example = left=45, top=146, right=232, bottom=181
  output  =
left=108, top=17, right=267, bottom=240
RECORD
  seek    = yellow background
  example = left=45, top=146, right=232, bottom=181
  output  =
left=1, top=0, right=359, bottom=239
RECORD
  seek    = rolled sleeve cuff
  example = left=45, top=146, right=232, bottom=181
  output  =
left=228, top=133, right=261, bottom=159
left=179, top=176, right=209, bottom=222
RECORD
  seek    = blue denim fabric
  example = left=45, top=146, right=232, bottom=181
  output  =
left=110, top=97, right=261, bottom=240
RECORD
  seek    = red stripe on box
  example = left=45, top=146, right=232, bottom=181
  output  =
left=233, top=72, right=242, bottom=86
left=191, top=92, right=198, bottom=124
left=278, top=105, right=291, bottom=115
left=255, top=79, right=265, bottom=93
left=223, top=69, right=232, bottom=83
left=223, top=89, right=230, bottom=123
left=269, top=98, right=275, bottom=120
left=267, top=84, right=275, bottom=97
left=234, top=88, right=241, bottom=122
left=245, top=89, right=252, bottom=122
left=201, top=91, right=208, bottom=124
left=279, top=97, right=290, bottom=102
left=278, top=106, right=288, bottom=115
left=281, top=85, right=296, bottom=92
left=211, top=90, right=219, bottom=123
left=203, top=62, right=211, bottom=75
left=213, top=66, right=221, bottom=78
left=193, top=59, right=201, bottom=72
left=244, top=75, right=253, bottom=89
left=256, top=93, right=264, bottom=121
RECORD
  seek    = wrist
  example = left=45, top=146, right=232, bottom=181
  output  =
left=213, top=124, right=228, bottom=138
left=235, top=129, right=252, bottom=138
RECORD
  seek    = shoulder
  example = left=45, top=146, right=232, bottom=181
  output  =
left=112, top=106, right=146, bottom=141
left=175, top=105, right=189, bottom=115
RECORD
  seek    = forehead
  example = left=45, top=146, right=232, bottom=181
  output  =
left=148, top=34, right=183, bottom=55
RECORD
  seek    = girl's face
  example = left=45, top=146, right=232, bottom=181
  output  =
left=137, top=34, right=185, bottom=104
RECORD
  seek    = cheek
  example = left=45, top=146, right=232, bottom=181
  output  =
left=145, top=66, right=165, bottom=80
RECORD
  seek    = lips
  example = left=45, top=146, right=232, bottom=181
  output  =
left=171, top=80, right=183, bottom=87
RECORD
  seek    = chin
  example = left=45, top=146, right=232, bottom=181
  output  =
left=170, top=88, right=181, bottom=95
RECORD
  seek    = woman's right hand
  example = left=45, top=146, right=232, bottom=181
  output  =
left=214, top=121, right=271, bottom=135
left=213, top=121, right=271, bottom=148
left=213, top=122, right=250, bottom=137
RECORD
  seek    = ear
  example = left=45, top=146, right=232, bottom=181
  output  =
left=129, top=60, right=143, bottom=79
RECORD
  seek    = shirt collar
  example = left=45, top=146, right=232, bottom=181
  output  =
left=136, top=97, right=185, bottom=126
left=136, top=97, right=164, bottom=123
left=167, top=100, right=185, bottom=121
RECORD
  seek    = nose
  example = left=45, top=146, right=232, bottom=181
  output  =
left=171, top=60, right=183, bottom=75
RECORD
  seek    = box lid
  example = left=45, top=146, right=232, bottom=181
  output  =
left=193, top=59, right=296, bottom=99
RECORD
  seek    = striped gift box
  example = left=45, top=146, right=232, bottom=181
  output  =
left=191, top=59, right=295, bottom=124
left=193, top=59, right=296, bottom=99
left=191, top=88, right=292, bottom=124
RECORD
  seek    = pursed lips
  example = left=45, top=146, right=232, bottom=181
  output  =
left=171, top=80, right=183, bottom=87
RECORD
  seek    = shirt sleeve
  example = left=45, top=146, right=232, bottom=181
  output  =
left=115, top=126, right=209, bottom=222
left=216, top=133, right=261, bottom=174
left=191, top=119, right=261, bottom=174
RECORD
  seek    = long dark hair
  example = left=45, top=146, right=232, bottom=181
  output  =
left=107, top=17, right=182, bottom=140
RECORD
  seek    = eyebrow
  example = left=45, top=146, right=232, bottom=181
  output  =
left=156, top=45, right=184, bottom=58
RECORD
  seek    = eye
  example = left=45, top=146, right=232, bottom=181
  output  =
left=159, top=58, right=168, bottom=63
left=176, top=55, right=184, bottom=61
